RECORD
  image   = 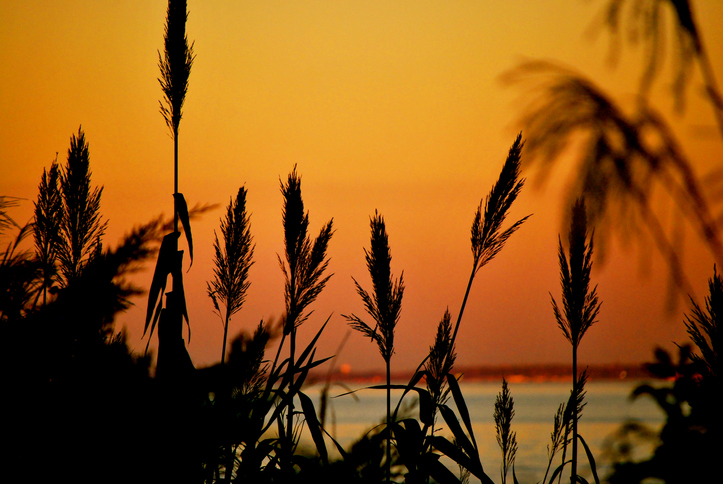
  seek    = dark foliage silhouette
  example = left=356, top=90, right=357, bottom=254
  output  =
left=606, top=266, right=721, bottom=483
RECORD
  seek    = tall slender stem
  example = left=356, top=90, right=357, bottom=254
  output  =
left=386, top=356, right=392, bottom=482
left=221, top=310, right=230, bottom=364
left=571, top=345, right=578, bottom=484
left=450, top=265, right=477, bottom=352
left=174, top=127, right=179, bottom=234
left=286, top=318, right=297, bottom=473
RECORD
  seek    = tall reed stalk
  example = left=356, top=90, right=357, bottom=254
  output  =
left=345, top=211, right=405, bottom=482
left=145, top=0, right=196, bottom=376
left=159, top=0, right=194, bottom=231
left=551, top=199, right=601, bottom=483
left=450, top=134, right=530, bottom=357
left=277, top=166, right=334, bottom=471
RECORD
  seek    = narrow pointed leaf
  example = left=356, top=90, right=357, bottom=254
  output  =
left=578, top=435, right=600, bottom=484
left=429, top=458, right=462, bottom=484
left=298, top=391, right=328, bottom=464
left=447, top=373, right=478, bottom=449
left=391, top=369, right=427, bottom=420
left=367, top=382, right=434, bottom=426
left=173, top=251, right=191, bottom=340
left=144, top=231, right=179, bottom=335
left=295, top=316, right=330, bottom=367
left=438, top=404, right=477, bottom=462
left=548, top=460, right=571, bottom=484
left=174, top=193, right=193, bottom=267
left=320, top=425, right=349, bottom=460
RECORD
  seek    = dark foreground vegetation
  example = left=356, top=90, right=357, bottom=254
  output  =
left=2, top=1, right=721, bottom=483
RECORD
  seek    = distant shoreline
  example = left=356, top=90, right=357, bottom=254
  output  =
left=309, top=363, right=656, bottom=384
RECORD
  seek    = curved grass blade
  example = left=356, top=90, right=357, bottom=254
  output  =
left=367, top=381, right=434, bottom=426
left=174, top=193, right=193, bottom=267
left=144, top=231, right=179, bottom=336
left=438, top=404, right=477, bottom=464
left=295, top=316, right=331, bottom=367
left=320, top=424, right=349, bottom=461
left=577, top=434, right=600, bottom=484
left=298, top=391, right=328, bottom=464
left=172, top=251, right=190, bottom=340
left=431, top=435, right=494, bottom=484
left=390, top=369, right=426, bottom=420
left=447, top=373, right=478, bottom=449
left=429, top=458, right=462, bottom=484
left=548, top=460, right=570, bottom=484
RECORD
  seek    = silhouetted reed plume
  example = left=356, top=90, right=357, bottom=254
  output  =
left=279, top=166, right=334, bottom=333
left=33, top=158, right=62, bottom=303
left=425, top=309, right=456, bottom=410
left=345, top=210, right=404, bottom=481
left=452, top=133, right=530, bottom=347
left=684, top=266, right=722, bottom=381
left=494, top=378, right=517, bottom=484
left=159, top=0, right=194, bottom=141
left=504, top=1, right=723, bottom=306
left=551, top=199, right=601, bottom=483
left=208, top=186, right=255, bottom=364
left=593, top=0, right=723, bottom=137
left=277, top=165, right=334, bottom=469
left=57, top=128, right=106, bottom=286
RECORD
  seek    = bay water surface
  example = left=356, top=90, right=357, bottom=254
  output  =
left=302, top=379, right=665, bottom=483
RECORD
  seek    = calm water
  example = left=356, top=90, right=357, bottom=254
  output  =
left=302, top=380, right=665, bottom=483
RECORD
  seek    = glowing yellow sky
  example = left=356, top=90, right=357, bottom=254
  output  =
left=2, top=1, right=722, bottom=372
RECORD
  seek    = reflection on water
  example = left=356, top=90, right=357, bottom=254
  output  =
left=302, top=380, right=664, bottom=483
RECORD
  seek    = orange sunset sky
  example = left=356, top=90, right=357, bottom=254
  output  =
left=2, top=1, right=722, bottom=373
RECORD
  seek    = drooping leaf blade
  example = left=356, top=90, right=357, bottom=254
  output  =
left=578, top=434, right=600, bottom=484
left=172, top=250, right=191, bottom=340
left=438, top=404, right=477, bottom=465
left=174, top=193, right=193, bottom=267
left=447, top=373, right=478, bottom=450
left=298, top=391, right=328, bottom=464
left=144, top=231, right=179, bottom=336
